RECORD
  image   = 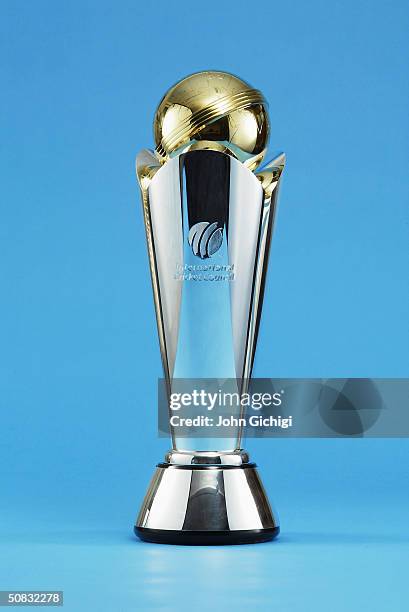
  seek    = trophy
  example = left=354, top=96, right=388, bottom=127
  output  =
left=134, top=71, right=285, bottom=544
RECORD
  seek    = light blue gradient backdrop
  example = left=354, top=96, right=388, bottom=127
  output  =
left=1, top=1, right=408, bottom=610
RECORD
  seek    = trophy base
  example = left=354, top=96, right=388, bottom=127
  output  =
left=134, top=452, right=279, bottom=546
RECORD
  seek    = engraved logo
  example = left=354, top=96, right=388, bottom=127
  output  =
left=188, top=221, right=223, bottom=259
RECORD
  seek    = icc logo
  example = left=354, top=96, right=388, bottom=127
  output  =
left=188, top=222, right=223, bottom=259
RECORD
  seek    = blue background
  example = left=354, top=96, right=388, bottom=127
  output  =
left=1, top=0, right=408, bottom=610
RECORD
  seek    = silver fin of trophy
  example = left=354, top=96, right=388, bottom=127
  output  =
left=134, top=71, right=285, bottom=544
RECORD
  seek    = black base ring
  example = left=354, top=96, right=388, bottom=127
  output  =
left=134, top=526, right=280, bottom=546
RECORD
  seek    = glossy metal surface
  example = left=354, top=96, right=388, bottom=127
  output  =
left=153, top=71, right=269, bottom=171
left=166, top=450, right=250, bottom=466
left=135, top=71, right=285, bottom=542
left=137, top=149, right=284, bottom=452
left=135, top=462, right=278, bottom=535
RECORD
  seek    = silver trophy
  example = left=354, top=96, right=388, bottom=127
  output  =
left=134, top=71, right=285, bottom=544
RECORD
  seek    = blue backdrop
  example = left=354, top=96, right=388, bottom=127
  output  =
left=1, top=1, right=408, bottom=610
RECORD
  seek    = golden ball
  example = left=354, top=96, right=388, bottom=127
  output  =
left=153, top=71, right=269, bottom=170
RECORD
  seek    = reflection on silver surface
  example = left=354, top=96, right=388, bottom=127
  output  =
left=136, top=464, right=278, bottom=533
left=165, top=450, right=250, bottom=466
left=140, top=149, right=284, bottom=452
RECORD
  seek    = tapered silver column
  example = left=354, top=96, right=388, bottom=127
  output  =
left=134, top=71, right=285, bottom=544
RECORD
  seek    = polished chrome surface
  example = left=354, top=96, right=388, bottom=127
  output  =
left=137, top=149, right=284, bottom=452
left=136, top=463, right=278, bottom=533
left=166, top=450, right=250, bottom=466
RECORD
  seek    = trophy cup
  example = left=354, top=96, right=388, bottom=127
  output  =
left=134, top=71, right=285, bottom=544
